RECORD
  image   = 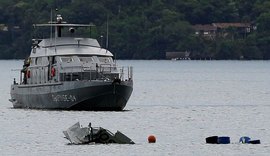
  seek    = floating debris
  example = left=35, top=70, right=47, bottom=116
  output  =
left=249, top=140, right=261, bottom=144
left=239, top=136, right=251, bottom=144
left=218, top=136, right=230, bottom=144
left=206, top=136, right=230, bottom=144
left=206, top=136, right=218, bottom=144
left=63, top=122, right=135, bottom=144
left=239, top=136, right=260, bottom=144
left=206, top=136, right=261, bottom=144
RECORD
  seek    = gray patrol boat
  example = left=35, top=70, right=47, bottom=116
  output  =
left=10, top=14, right=133, bottom=111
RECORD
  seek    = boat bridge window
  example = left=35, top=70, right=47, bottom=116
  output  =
left=79, top=57, right=94, bottom=63
left=43, top=57, right=49, bottom=65
left=34, top=58, right=38, bottom=65
left=98, top=57, right=112, bottom=63
left=34, top=57, right=48, bottom=66
left=60, top=57, right=73, bottom=63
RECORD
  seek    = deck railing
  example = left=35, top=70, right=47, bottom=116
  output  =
left=59, top=66, right=133, bottom=82
left=22, top=65, right=133, bottom=84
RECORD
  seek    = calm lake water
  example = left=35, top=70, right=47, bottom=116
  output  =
left=1, top=60, right=270, bottom=155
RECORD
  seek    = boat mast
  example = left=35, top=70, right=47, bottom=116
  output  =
left=56, top=14, right=63, bottom=37
left=106, top=15, right=109, bottom=53
left=50, top=9, right=53, bottom=43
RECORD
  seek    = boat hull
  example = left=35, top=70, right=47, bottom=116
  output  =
left=10, top=80, right=133, bottom=111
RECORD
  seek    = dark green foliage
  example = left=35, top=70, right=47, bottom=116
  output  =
left=0, top=0, right=269, bottom=59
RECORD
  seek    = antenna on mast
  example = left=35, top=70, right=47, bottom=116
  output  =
left=106, top=14, right=109, bottom=53
left=50, top=9, right=53, bottom=41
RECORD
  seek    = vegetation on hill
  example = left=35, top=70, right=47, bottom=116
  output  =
left=0, top=0, right=270, bottom=59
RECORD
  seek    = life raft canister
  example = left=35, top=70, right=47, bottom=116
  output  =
left=26, top=70, right=31, bottom=78
left=51, top=67, right=56, bottom=77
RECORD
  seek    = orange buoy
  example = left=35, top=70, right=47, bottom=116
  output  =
left=148, top=135, right=156, bottom=143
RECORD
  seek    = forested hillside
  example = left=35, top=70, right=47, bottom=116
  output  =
left=0, top=0, right=270, bottom=59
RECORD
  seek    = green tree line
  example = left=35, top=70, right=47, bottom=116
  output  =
left=0, top=0, right=270, bottom=59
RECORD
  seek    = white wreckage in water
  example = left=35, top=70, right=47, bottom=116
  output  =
left=63, top=122, right=135, bottom=144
